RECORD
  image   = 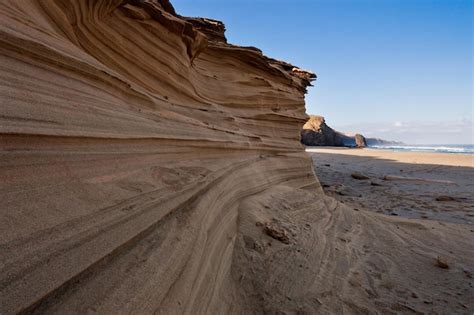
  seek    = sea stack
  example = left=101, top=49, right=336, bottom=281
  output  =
left=354, top=133, right=367, bottom=147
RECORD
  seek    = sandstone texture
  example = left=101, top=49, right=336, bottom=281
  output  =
left=0, top=1, right=472, bottom=314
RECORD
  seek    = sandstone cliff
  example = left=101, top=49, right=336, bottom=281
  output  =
left=0, top=1, right=472, bottom=314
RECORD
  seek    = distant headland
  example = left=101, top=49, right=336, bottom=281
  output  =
left=301, top=115, right=403, bottom=148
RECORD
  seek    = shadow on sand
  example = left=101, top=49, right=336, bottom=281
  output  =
left=307, top=151, right=474, bottom=225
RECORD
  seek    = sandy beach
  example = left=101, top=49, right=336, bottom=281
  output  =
left=307, top=147, right=474, bottom=224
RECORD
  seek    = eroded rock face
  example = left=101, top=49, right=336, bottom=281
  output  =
left=301, top=115, right=339, bottom=146
left=0, top=0, right=316, bottom=313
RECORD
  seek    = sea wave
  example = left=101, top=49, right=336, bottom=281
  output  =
left=368, top=145, right=474, bottom=155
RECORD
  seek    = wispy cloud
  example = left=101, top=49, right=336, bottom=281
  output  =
left=393, top=121, right=403, bottom=127
left=333, top=119, right=474, bottom=145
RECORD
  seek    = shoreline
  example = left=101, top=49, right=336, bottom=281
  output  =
left=306, top=147, right=474, bottom=167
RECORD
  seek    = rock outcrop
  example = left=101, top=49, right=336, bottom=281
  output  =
left=0, top=1, right=318, bottom=313
left=301, top=115, right=358, bottom=147
left=354, top=133, right=367, bottom=147
left=301, top=116, right=398, bottom=147
left=301, top=115, right=340, bottom=146
left=0, top=1, right=472, bottom=314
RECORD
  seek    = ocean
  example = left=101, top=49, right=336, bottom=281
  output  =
left=367, top=144, right=474, bottom=155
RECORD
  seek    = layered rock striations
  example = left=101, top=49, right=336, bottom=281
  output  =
left=0, top=1, right=316, bottom=312
left=1, top=1, right=472, bottom=314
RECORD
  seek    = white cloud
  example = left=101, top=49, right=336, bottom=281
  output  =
left=333, top=120, right=474, bottom=145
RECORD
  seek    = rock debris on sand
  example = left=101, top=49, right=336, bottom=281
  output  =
left=351, top=172, right=370, bottom=180
left=436, top=195, right=458, bottom=202
left=262, top=221, right=291, bottom=244
left=436, top=256, right=450, bottom=269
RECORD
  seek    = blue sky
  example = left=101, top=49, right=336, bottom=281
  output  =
left=173, top=0, right=473, bottom=144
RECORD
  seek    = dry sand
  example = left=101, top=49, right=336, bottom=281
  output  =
left=305, top=147, right=474, bottom=312
left=307, top=147, right=474, bottom=224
